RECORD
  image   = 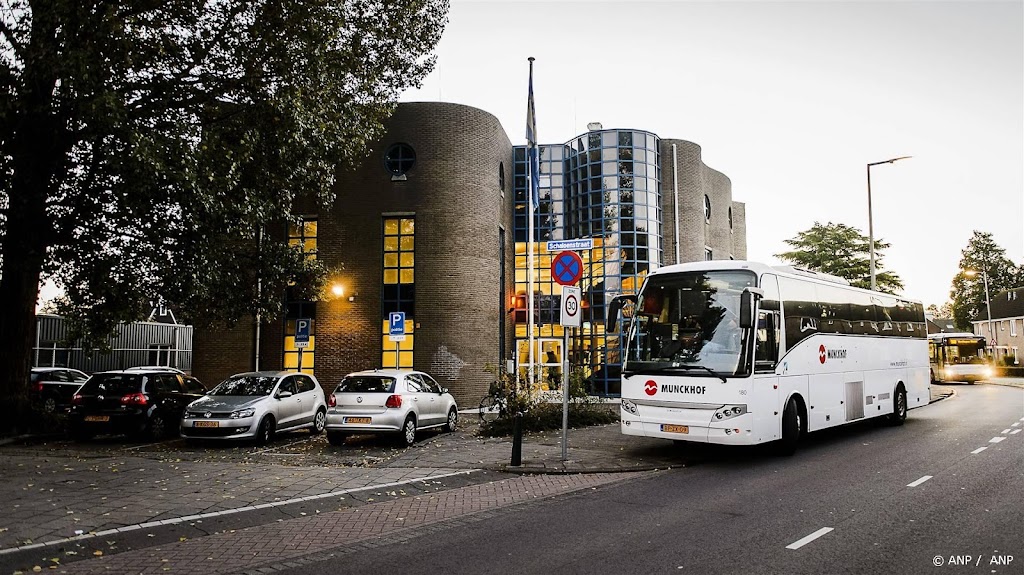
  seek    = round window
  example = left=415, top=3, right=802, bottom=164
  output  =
left=384, top=143, right=416, bottom=176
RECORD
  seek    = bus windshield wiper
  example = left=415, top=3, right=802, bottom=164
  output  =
left=625, top=364, right=727, bottom=383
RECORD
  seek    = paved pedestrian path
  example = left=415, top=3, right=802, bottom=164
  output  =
left=52, top=472, right=644, bottom=575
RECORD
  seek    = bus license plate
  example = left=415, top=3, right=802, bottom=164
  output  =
left=345, top=417, right=371, bottom=424
left=662, top=424, right=688, bottom=434
left=194, top=421, right=219, bottom=428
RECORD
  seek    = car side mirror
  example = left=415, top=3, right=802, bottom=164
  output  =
left=441, top=387, right=448, bottom=395
left=277, top=390, right=293, bottom=399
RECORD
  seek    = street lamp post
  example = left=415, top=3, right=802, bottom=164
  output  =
left=965, top=269, right=995, bottom=355
left=867, top=156, right=912, bottom=291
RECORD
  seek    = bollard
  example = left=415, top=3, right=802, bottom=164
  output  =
left=510, top=412, right=523, bottom=466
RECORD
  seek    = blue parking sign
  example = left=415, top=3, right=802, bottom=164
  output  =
left=388, top=312, right=405, bottom=336
left=295, top=318, right=311, bottom=348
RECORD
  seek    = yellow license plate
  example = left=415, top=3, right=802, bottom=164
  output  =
left=84, top=415, right=109, bottom=422
left=194, top=421, right=219, bottom=428
left=662, top=424, right=689, bottom=434
left=344, top=417, right=371, bottom=424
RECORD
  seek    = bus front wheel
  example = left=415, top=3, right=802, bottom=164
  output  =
left=777, top=398, right=802, bottom=456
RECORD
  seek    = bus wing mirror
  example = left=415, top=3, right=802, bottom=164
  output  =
left=606, top=295, right=637, bottom=332
left=740, top=287, right=764, bottom=329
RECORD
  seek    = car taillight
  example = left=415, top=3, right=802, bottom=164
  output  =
left=33, top=382, right=44, bottom=393
left=71, top=393, right=83, bottom=405
left=385, top=395, right=402, bottom=408
left=328, top=394, right=337, bottom=407
left=120, top=392, right=148, bottom=406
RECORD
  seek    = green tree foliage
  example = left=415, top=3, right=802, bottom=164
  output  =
left=0, top=0, right=449, bottom=431
left=925, top=302, right=954, bottom=319
left=775, top=221, right=904, bottom=293
left=949, top=231, right=1024, bottom=332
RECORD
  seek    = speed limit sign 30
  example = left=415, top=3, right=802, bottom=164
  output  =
left=560, top=286, right=581, bottom=327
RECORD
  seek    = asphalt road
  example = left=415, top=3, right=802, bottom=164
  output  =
left=283, top=384, right=1023, bottom=575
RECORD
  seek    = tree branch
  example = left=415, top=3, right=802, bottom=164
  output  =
left=0, top=15, right=25, bottom=61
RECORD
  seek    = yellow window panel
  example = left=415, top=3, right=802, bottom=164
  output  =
left=381, top=352, right=397, bottom=368
left=400, top=236, right=414, bottom=250
left=384, top=253, right=399, bottom=268
left=284, top=353, right=299, bottom=368
left=284, top=336, right=297, bottom=351
left=399, top=269, right=414, bottom=283
left=515, top=255, right=527, bottom=269
left=399, top=334, right=414, bottom=350
left=384, top=237, right=398, bottom=252
left=303, top=239, right=317, bottom=253
left=304, top=221, right=317, bottom=237
left=515, top=270, right=527, bottom=282
left=300, top=368, right=315, bottom=376
left=288, top=222, right=301, bottom=237
left=515, top=243, right=528, bottom=255
left=515, top=325, right=527, bottom=337
left=382, top=319, right=390, bottom=334
left=288, top=239, right=301, bottom=249
left=384, top=269, right=398, bottom=284
left=398, top=351, right=414, bottom=367
left=300, top=353, right=315, bottom=368
left=400, top=218, right=415, bottom=234
left=384, top=219, right=399, bottom=235
left=400, top=252, right=414, bottom=267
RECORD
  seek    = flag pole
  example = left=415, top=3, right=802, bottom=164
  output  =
left=526, top=56, right=536, bottom=392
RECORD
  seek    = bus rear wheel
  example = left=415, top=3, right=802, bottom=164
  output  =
left=776, top=398, right=802, bottom=456
left=889, top=386, right=907, bottom=426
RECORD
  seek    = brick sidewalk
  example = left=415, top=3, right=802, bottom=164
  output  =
left=55, top=472, right=648, bottom=575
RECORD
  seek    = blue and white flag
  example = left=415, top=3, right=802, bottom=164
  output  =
left=526, top=59, right=540, bottom=212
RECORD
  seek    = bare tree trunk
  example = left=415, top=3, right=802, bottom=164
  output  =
left=0, top=10, right=62, bottom=435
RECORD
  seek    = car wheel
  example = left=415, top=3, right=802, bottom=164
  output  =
left=399, top=416, right=417, bottom=447
left=255, top=416, right=275, bottom=446
left=776, top=398, right=802, bottom=456
left=889, top=385, right=907, bottom=426
left=148, top=413, right=169, bottom=440
left=43, top=396, right=57, bottom=414
left=444, top=408, right=458, bottom=433
left=326, top=431, right=346, bottom=446
left=311, top=408, right=326, bottom=435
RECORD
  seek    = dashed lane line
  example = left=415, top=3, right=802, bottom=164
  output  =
left=786, top=527, right=834, bottom=550
left=907, top=475, right=933, bottom=487
left=989, top=437, right=1006, bottom=444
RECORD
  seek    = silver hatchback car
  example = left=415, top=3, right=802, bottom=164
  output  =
left=325, top=369, right=458, bottom=446
left=180, top=371, right=327, bottom=445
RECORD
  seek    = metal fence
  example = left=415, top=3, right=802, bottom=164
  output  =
left=33, top=315, right=193, bottom=374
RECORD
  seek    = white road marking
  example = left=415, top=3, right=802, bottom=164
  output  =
left=1012, top=422, right=1021, bottom=427
left=971, top=447, right=988, bottom=454
left=907, top=475, right=933, bottom=487
left=1011, top=429, right=1022, bottom=435
left=0, top=469, right=477, bottom=556
left=786, top=527, right=834, bottom=550
left=1001, top=429, right=1011, bottom=434
left=989, top=437, right=1006, bottom=443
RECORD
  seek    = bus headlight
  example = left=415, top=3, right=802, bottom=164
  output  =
left=621, top=399, right=639, bottom=416
left=713, top=405, right=746, bottom=421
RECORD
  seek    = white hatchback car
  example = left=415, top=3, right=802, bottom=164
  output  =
left=325, top=369, right=458, bottom=446
left=181, top=371, right=327, bottom=445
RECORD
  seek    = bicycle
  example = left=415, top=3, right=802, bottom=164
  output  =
left=478, top=380, right=510, bottom=423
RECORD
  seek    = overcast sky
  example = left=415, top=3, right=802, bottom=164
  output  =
left=399, top=0, right=1024, bottom=307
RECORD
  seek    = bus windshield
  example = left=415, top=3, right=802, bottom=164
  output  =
left=625, top=270, right=757, bottom=378
left=943, top=338, right=987, bottom=364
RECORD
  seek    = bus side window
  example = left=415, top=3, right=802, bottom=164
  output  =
left=755, top=311, right=779, bottom=370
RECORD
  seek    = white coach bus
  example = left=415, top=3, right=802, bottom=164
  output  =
left=607, top=261, right=929, bottom=454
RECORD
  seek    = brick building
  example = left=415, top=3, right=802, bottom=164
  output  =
left=194, top=102, right=747, bottom=405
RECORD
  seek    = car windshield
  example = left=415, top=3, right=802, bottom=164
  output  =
left=78, top=373, right=142, bottom=395
left=209, top=376, right=278, bottom=396
left=624, top=270, right=756, bottom=378
left=337, top=376, right=396, bottom=393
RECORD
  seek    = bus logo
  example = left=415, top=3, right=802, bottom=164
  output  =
left=819, top=345, right=827, bottom=364
left=644, top=380, right=658, bottom=396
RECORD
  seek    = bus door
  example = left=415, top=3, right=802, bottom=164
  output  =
left=752, top=309, right=781, bottom=442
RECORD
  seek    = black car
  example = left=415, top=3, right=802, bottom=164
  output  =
left=30, top=367, right=90, bottom=413
left=68, top=369, right=207, bottom=440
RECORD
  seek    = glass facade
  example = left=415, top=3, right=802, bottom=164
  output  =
left=381, top=217, right=415, bottom=368
left=284, top=219, right=317, bottom=375
left=513, top=129, right=662, bottom=395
